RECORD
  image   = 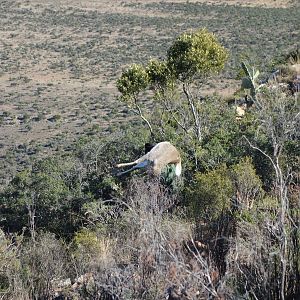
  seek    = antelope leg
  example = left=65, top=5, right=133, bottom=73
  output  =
left=116, top=160, right=150, bottom=176
left=116, top=161, right=137, bottom=168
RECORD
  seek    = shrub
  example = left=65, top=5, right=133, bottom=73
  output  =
left=71, top=228, right=115, bottom=275
left=0, top=230, right=27, bottom=300
left=20, top=233, right=68, bottom=300
left=230, top=156, right=264, bottom=210
left=188, top=164, right=234, bottom=222
left=83, top=178, right=220, bottom=300
left=0, top=158, right=85, bottom=237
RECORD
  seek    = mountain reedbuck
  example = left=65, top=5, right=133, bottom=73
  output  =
left=116, top=141, right=182, bottom=177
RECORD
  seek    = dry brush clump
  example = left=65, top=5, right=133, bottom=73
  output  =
left=0, top=231, right=69, bottom=300
left=66, top=177, right=226, bottom=299
left=223, top=207, right=300, bottom=300
left=224, top=219, right=276, bottom=299
left=71, top=228, right=116, bottom=276
left=20, top=233, right=69, bottom=300
left=0, top=230, right=29, bottom=300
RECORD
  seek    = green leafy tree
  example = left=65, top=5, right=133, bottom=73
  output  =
left=166, top=29, right=228, bottom=142
left=167, top=28, right=228, bottom=82
left=117, top=29, right=228, bottom=144
left=116, top=64, right=153, bottom=135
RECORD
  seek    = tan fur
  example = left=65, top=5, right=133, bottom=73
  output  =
left=116, top=141, right=182, bottom=176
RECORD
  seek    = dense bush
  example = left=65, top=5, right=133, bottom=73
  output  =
left=188, top=164, right=233, bottom=222
left=167, top=28, right=228, bottom=81
left=0, top=130, right=149, bottom=239
left=0, top=158, right=87, bottom=238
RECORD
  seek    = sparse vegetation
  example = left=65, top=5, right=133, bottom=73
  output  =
left=0, top=1, right=299, bottom=299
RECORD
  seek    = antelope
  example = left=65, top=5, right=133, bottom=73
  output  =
left=116, top=141, right=182, bottom=177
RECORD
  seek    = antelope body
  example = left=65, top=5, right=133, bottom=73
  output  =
left=116, top=141, right=182, bottom=177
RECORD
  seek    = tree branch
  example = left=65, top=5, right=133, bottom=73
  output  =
left=183, top=82, right=201, bottom=142
left=161, top=99, right=192, bottom=139
left=133, top=96, right=154, bottom=136
left=243, top=135, right=278, bottom=178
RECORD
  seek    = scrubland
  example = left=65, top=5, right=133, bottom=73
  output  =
left=0, top=1, right=299, bottom=299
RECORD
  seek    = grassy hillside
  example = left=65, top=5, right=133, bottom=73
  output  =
left=0, top=0, right=299, bottom=184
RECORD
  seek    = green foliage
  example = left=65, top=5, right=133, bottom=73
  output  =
left=72, top=228, right=115, bottom=275
left=191, top=95, right=252, bottom=170
left=116, top=64, right=149, bottom=104
left=240, top=61, right=263, bottom=101
left=146, top=58, right=174, bottom=90
left=230, top=157, right=264, bottom=210
left=0, top=170, right=32, bottom=231
left=0, top=128, right=152, bottom=238
left=117, top=64, right=154, bottom=134
left=75, top=129, right=148, bottom=197
left=257, top=195, right=280, bottom=210
left=188, top=164, right=234, bottom=221
left=167, top=28, right=228, bottom=82
left=160, top=164, right=182, bottom=191
left=73, top=228, right=101, bottom=254
left=32, top=159, right=70, bottom=205
left=0, top=157, right=90, bottom=237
